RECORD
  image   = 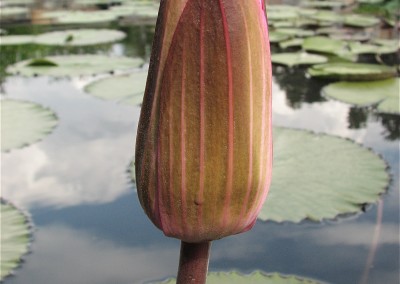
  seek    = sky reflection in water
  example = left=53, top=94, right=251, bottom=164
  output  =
left=1, top=38, right=399, bottom=284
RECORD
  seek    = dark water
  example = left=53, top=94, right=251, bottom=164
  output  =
left=1, top=21, right=399, bottom=284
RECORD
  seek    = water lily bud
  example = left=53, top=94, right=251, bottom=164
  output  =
left=135, top=0, right=272, bottom=243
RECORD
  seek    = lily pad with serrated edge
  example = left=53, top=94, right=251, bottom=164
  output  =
left=84, top=71, right=148, bottom=105
left=7, top=55, right=144, bottom=77
left=272, top=52, right=327, bottom=67
left=1, top=99, right=58, bottom=152
left=307, top=62, right=397, bottom=81
left=0, top=200, right=32, bottom=281
left=155, top=271, right=322, bottom=284
left=0, top=35, right=35, bottom=45
left=322, top=78, right=400, bottom=114
left=34, top=29, right=126, bottom=46
left=258, top=127, right=389, bottom=223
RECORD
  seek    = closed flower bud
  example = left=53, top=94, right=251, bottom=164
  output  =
left=135, top=0, right=272, bottom=243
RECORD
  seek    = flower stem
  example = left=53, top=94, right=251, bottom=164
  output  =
left=176, top=241, right=212, bottom=284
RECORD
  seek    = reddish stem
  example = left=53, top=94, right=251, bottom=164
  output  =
left=176, top=241, right=212, bottom=284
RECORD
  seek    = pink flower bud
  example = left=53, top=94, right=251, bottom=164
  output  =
left=135, top=0, right=272, bottom=243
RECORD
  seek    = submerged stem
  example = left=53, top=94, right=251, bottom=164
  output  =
left=176, top=241, right=212, bottom=284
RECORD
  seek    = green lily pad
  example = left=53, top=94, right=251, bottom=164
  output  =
left=7, top=55, right=144, bottom=77
left=309, top=11, right=343, bottom=23
left=1, top=100, right=58, bottom=152
left=269, top=31, right=291, bottom=43
left=26, top=58, right=58, bottom=67
left=279, top=38, right=304, bottom=49
left=156, top=271, right=322, bottom=284
left=302, top=36, right=349, bottom=56
left=266, top=9, right=298, bottom=21
left=348, top=41, right=399, bottom=55
left=0, top=7, right=29, bottom=19
left=307, top=62, right=397, bottom=81
left=322, top=78, right=400, bottom=114
left=34, top=29, right=126, bottom=46
left=0, top=200, right=32, bottom=281
left=301, top=0, right=346, bottom=8
left=344, top=14, right=380, bottom=27
left=274, top=28, right=315, bottom=37
left=84, top=71, right=148, bottom=105
left=43, top=10, right=119, bottom=24
left=358, top=0, right=384, bottom=3
left=259, top=127, right=389, bottom=223
left=0, top=35, right=35, bottom=45
left=272, top=52, right=327, bottom=67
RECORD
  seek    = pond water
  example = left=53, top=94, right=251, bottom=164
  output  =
left=1, top=9, right=399, bottom=284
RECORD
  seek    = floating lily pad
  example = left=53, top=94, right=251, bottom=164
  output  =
left=301, top=0, right=346, bottom=8
left=307, top=62, right=397, bottom=81
left=344, top=14, right=380, bottom=27
left=7, top=55, right=144, bottom=77
left=272, top=52, right=327, bottom=67
left=84, top=71, right=148, bottom=105
left=322, top=78, right=400, bottom=114
left=309, top=11, right=343, bottom=23
left=43, top=10, right=119, bottom=24
left=156, top=271, right=322, bottom=284
left=34, top=29, right=126, bottom=46
left=269, top=31, right=291, bottom=43
left=266, top=8, right=298, bottom=21
left=279, top=38, right=304, bottom=49
left=0, top=35, right=35, bottom=45
left=0, top=7, right=29, bottom=19
left=0, top=200, right=32, bottom=281
left=302, top=36, right=348, bottom=56
left=274, top=28, right=315, bottom=37
left=258, top=127, right=389, bottom=223
left=1, top=100, right=58, bottom=152
left=348, top=41, right=399, bottom=55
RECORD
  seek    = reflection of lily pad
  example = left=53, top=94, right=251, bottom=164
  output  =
left=272, top=52, right=327, bottom=67
left=0, top=201, right=32, bottom=281
left=7, top=55, right=144, bottom=77
left=84, top=71, right=148, bottom=105
left=34, top=29, right=126, bottom=46
left=259, top=127, right=388, bottom=223
left=307, top=62, right=397, bottom=81
left=156, top=271, right=322, bottom=284
left=0, top=35, right=35, bottom=45
left=322, top=78, right=400, bottom=114
left=1, top=100, right=58, bottom=152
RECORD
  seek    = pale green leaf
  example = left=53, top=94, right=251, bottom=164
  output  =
left=34, top=29, right=126, bottom=46
left=272, top=52, right=327, bottom=67
left=155, top=271, right=322, bottom=284
left=1, top=100, right=58, bottom=152
left=322, top=78, right=400, bottom=114
left=0, top=201, right=32, bottom=281
left=307, top=62, right=397, bottom=81
left=7, top=55, right=144, bottom=77
left=259, top=127, right=389, bottom=223
left=84, top=71, right=148, bottom=105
